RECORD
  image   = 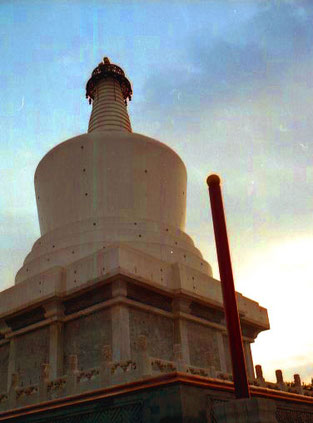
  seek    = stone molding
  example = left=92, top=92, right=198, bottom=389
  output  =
left=0, top=294, right=258, bottom=345
left=0, top=245, right=269, bottom=332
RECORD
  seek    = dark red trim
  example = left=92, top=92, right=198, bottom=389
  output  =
left=207, top=175, right=250, bottom=399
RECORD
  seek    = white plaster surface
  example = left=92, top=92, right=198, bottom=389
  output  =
left=15, top=76, right=213, bottom=286
left=1, top=244, right=269, bottom=331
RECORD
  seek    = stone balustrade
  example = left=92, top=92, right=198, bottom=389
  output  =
left=0, top=339, right=312, bottom=412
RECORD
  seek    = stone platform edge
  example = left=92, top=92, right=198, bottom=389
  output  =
left=0, top=372, right=312, bottom=421
left=0, top=243, right=269, bottom=330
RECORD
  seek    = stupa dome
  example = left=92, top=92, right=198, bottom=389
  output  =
left=15, top=57, right=212, bottom=284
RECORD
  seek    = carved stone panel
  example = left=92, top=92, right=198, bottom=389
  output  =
left=15, top=327, right=49, bottom=386
left=129, top=309, right=174, bottom=361
left=187, top=321, right=220, bottom=370
left=223, top=335, right=232, bottom=374
left=63, top=309, right=111, bottom=372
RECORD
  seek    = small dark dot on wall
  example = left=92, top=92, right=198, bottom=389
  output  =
left=103, top=246, right=106, bottom=249
left=37, top=196, right=40, bottom=200
left=72, top=251, right=75, bottom=254
left=175, top=242, right=178, bottom=245
left=39, top=290, right=42, bottom=294
left=192, top=277, right=195, bottom=281
left=183, top=191, right=185, bottom=195
left=102, top=267, right=105, bottom=271
left=85, top=193, right=88, bottom=196
left=160, top=268, right=163, bottom=272
left=144, top=170, right=148, bottom=173
left=184, top=255, right=186, bottom=258
left=47, top=258, right=50, bottom=262
left=81, top=145, right=84, bottom=150
left=201, top=262, right=203, bottom=266
left=83, top=168, right=86, bottom=172
left=74, top=279, right=77, bottom=283
left=52, top=245, right=55, bottom=248
left=138, top=234, right=142, bottom=237
left=134, top=222, right=137, bottom=225
left=161, top=277, right=163, bottom=281
left=93, top=222, right=96, bottom=226
left=166, top=228, right=169, bottom=232
left=26, top=268, right=29, bottom=272
left=74, top=270, right=77, bottom=274
left=39, top=281, right=41, bottom=285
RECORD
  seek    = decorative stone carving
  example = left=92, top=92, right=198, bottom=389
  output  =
left=294, top=374, right=303, bottom=395
left=47, top=377, right=66, bottom=394
left=188, top=367, right=209, bottom=377
left=137, top=335, right=147, bottom=351
left=39, top=363, right=50, bottom=401
left=136, top=335, right=151, bottom=378
left=151, top=359, right=176, bottom=373
left=275, top=369, right=287, bottom=391
left=8, top=372, right=18, bottom=408
left=66, top=354, right=79, bottom=395
left=173, top=343, right=187, bottom=372
left=255, top=364, right=266, bottom=387
left=111, top=360, right=136, bottom=375
left=100, top=345, right=112, bottom=386
left=77, top=368, right=100, bottom=383
left=103, top=345, right=112, bottom=362
left=16, top=385, right=38, bottom=400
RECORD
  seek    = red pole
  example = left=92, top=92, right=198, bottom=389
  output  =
left=206, top=174, right=250, bottom=399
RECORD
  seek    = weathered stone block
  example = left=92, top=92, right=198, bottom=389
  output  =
left=63, top=309, right=111, bottom=372
left=129, top=309, right=174, bottom=361
left=15, top=327, right=49, bottom=386
left=187, top=321, right=220, bottom=370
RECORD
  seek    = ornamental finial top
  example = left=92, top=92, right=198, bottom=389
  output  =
left=86, top=57, right=132, bottom=105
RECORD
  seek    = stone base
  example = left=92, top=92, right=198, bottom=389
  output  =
left=0, top=243, right=268, bottom=409
left=213, top=397, right=278, bottom=423
left=1, top=376, right=313, bottom=423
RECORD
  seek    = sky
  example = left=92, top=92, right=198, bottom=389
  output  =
left=1, top=0, right=312, bottom=383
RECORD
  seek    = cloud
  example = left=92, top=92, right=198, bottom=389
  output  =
left=140, top=2, right=313, bottom=109
left=133, top=1, right=313, bottom=238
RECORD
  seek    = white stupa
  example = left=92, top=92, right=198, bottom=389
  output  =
left=15, top=57, right=211, bottom=286
left=0, top=58, right=269, bottom=412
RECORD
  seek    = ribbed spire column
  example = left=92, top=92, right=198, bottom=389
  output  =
left=88, top=77, right=132, bottom=133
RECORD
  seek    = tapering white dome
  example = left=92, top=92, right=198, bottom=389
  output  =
left=15, top=58, right=212, bottom=284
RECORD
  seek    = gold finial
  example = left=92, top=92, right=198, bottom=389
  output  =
left=103, top=57, right=110, bottom=64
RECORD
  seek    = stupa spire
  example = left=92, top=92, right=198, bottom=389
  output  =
left=86, top=57, right=132, bottom=133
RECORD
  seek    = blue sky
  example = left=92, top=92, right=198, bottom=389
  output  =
left=1, top=0, right=313, bottom=382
